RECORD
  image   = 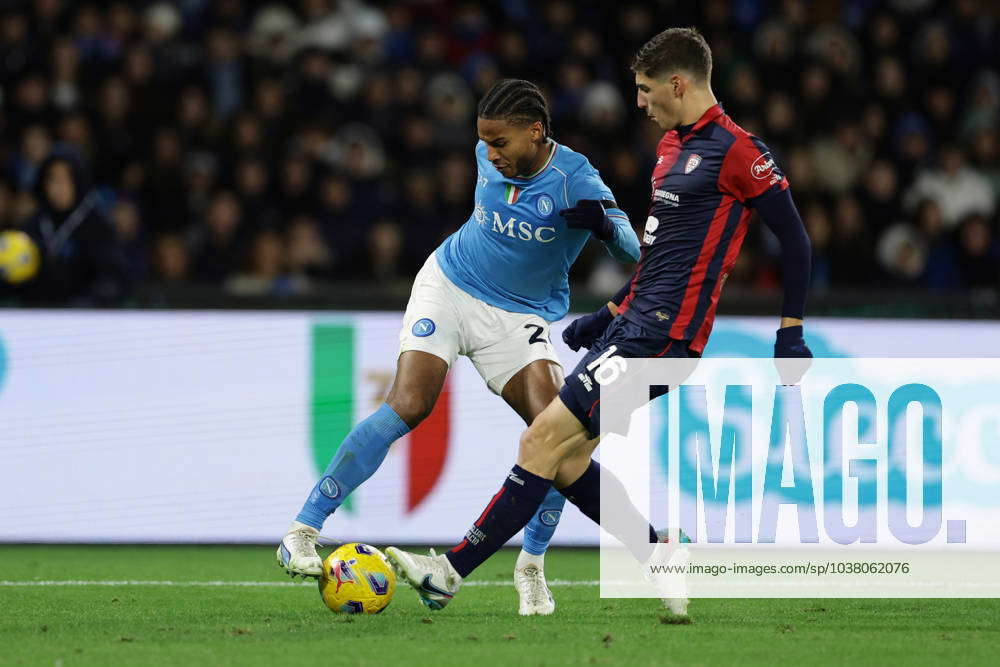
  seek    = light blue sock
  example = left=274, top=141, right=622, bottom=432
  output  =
left=296, top=403, right=410, bottom=529
left=522, top=486, right=567, bottom=555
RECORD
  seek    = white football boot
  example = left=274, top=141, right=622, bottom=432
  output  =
left=644, top=539, right=690, bottom=617
left=385, top=547, right=462, bottom=610
left=276, top=521, right=323, bottom=578
left=514, top=551, right=555, bottom=616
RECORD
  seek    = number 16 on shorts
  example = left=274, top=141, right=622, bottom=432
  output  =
left=577, top=345, right=627, bottom=392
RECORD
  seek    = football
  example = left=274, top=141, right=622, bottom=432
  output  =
left=0, top=230, right=41, bottom=285
left=318, top=543, right=396, bottom=614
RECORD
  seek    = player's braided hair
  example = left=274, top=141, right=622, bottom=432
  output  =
left=631, top=27, right=712, bottom=82
left=477, top=79, right=551, bottom=138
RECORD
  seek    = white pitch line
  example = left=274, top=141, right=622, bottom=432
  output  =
left=0, top=579, right=600, bottom=588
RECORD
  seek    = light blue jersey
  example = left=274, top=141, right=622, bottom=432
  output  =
left=436, top=140, right=639, bottom=322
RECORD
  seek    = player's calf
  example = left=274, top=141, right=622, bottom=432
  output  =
left=515, top=400, right=593, bottom=479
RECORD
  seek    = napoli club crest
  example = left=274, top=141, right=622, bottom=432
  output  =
left=319, top=476, right=340, bottom=499
left=684, top=153, right=702, bottom=174
left=539, top=509, right=562, bottom=526
left=412, top=318, right=436, bottom=337
left=536, top=194, right=555, bottom=218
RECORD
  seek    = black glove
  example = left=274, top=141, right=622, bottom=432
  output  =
left=562, top=304, right=615, bottom=352
left=773, top=325, right=812, bottom=358
left=560, top=199, right=615, bottom=242
left=773, top=325, right=812, bottom=385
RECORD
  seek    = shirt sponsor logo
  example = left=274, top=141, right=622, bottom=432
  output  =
left=491, top=211, right=556, bottom=243
left=643, top=215, right=659, bottom=244
left=684, top=153, right=702, bottom=174
left=751, top=152, right=776, bottom=180
left=474, top=201, right=487, bottom=225
left=653, top=190, right=680, bottom=207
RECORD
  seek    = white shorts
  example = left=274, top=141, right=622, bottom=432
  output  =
left=398, top=254, right=562, bottom=395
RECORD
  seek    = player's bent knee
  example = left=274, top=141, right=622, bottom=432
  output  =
left=516, top=425, right=545, bottom=463
left=517, top=421, right=590, bottom=478
left=516, top=424, right=561, bottom=475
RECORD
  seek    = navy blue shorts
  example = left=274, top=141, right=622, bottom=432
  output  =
left=559, top=316, right=700, bottom=438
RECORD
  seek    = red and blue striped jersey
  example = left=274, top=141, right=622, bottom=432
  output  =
left=618, top=104, right=788, bottom=353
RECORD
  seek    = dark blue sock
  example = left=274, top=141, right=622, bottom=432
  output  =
left=559, top=459, right=658, bottom=562
left=446, top=465, right=552, bottom=578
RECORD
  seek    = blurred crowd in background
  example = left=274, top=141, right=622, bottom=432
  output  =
left=0, top=0, right=998, bottom=305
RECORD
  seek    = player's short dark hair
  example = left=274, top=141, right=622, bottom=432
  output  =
left=477, top=79, right=551, bottom=138
left=631, top=27, right=712, bottom=82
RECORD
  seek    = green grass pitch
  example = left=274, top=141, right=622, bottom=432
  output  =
left=2, top=545, right=998, bottom=666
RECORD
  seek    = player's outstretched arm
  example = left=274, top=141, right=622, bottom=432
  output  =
left=752, top=188, right=813, bottom=359
left=561, top=199, right=640, bottom=263
left=603, top=207, right=641, bottom=262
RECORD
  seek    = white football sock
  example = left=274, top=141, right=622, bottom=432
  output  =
left=516, top=549, right=545, bottom=570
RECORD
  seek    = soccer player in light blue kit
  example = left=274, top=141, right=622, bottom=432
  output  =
left=278, top=79, right=640, bottom=615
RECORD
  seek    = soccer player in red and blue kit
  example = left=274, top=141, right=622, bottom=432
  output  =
left=387, top=27, right=813, bottom=617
